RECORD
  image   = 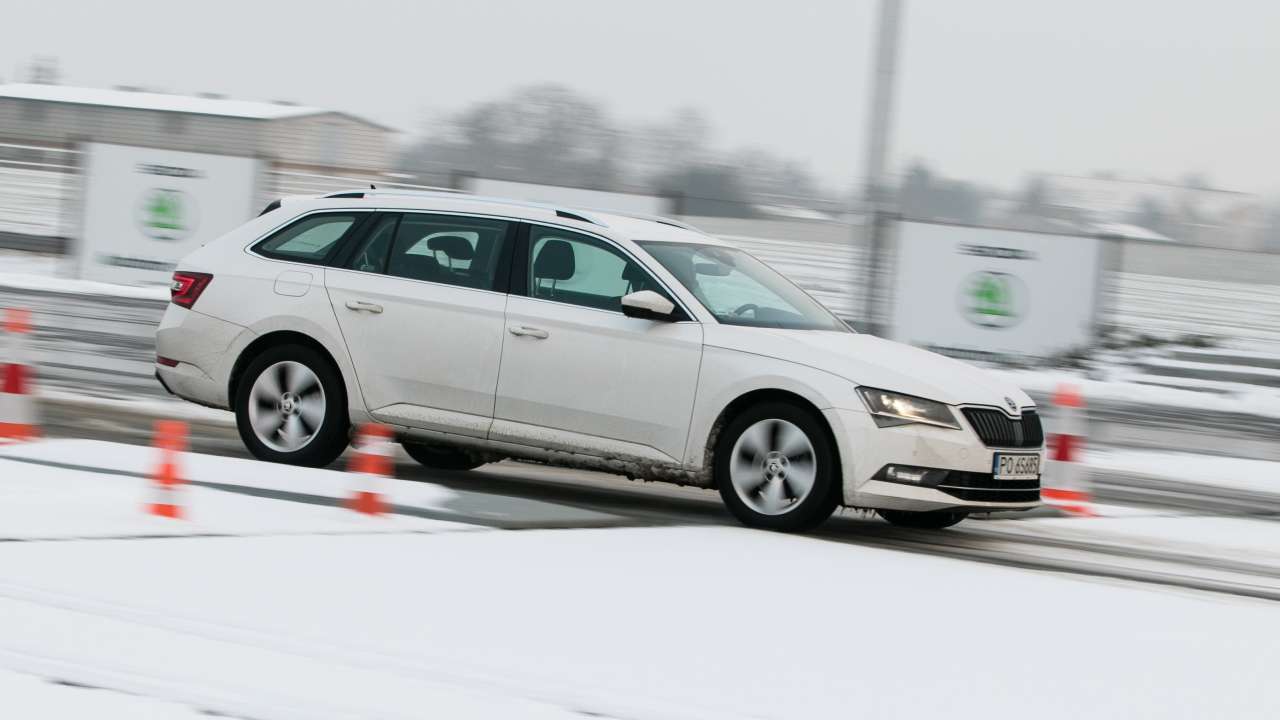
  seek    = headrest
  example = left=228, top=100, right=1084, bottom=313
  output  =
left=621, top=262, right=646, bottom=282
left=534, top=239, right=576, bottom=281
left=426, top=234, right=475, bottom=260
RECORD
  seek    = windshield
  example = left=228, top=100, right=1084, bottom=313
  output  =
left=638, top=241, right=850, bottom=331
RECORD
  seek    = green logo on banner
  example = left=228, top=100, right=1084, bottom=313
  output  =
left=136, top=188, right=195, bottom=241
left=960, top=271, right=1025, bottom=328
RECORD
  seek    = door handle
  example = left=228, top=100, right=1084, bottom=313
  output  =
left=345, top=300, right=384, bottom=314
left=508, top=325, right=549, bottom=339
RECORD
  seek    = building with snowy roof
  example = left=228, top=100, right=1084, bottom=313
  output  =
left=0, top=83, right=392, bottom=172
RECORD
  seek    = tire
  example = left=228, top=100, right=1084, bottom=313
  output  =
left=402, top=441, right=487, bottom=471
left=877, top=509, right=968, bottom=530
left=715, top=402, right=840, bottom=532
left=234, top=343, right=350, bottom=467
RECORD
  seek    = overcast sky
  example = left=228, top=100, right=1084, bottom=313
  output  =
left=4, top=0, right=1278, bottom=196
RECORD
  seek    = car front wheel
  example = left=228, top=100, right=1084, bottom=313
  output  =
left=715, top=402, right=840, bottom=532
left=235, top=344, right=349, bottom=467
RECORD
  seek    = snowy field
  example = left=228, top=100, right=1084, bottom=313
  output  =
left=5, top=245, right=1280, bottom=424
left=2, top=439, right=1280, bottom=718
left=6, top=527, right=1280, bottom=719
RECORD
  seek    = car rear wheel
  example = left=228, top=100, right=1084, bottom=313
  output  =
left=715, top=402, right=839, bottom=532
left=877, top=509, right=968, bottom=529
left=235, top=344, right=349, bottom=467
left=401, top=441, right=487, bottom=471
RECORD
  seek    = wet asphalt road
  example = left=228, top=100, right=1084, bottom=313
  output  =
left=9, top=280, right=1280, bottom=600
left=35, top=395, right=1280, bottom=602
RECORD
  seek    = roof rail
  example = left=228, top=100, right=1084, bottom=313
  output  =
left=590, top=209, right=703, bottom=234
left=318, top=188, right=610, bottom=228
left=555, top=209, right=599, bottom=225
left=320, top=187, right=463, bottom=200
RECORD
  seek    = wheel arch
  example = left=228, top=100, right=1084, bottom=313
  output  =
left=228, top=331, right=346, bottom=412
left=702, top=388, right=843, bottom=489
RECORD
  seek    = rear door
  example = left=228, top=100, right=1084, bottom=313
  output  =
left=325, top=211, right=515, bottom=437
left=492, top=224, right=703, bottom=465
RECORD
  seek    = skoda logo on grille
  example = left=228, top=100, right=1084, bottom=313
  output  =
left=1004, top=396, right=1017, bottom=412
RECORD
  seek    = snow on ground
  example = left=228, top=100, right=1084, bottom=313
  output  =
left=0, top=251, right=168, bottom=300
left=38, top=387, right=234, bottom=425
left=1, top=439, right=1280, bottom=716
left=1086, top=446, right=1280, bottom=496
left=984, top=513, right=1280, bottom=566
left=0, top=439, right=473, bottom=540
left=0, top=526, right=1278, bottom=719
left=0, top=667, right=207, bottom=720
left=995, top=366, right=1280, bottom=419
left=0, top=268, right=169, bottom=300
left=0, top=251, right=66, bottom=277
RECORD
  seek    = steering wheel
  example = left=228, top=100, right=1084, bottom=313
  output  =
left=732, top=303, right=759, bottom=317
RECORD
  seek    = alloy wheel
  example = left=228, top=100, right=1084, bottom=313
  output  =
left=247, top=360, right=327, bottom=452
left=728, top=418, right=818, bottom=516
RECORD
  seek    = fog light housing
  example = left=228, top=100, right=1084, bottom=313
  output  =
left=878, top=464, right=948, bottom=488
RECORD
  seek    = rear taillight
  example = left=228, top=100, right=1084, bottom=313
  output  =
left=170, top=271, right=212, bottom=308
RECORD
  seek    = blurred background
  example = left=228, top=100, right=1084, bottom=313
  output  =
left=0, top=0, right=1277, bottom=487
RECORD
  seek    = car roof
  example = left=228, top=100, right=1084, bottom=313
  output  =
left=281, top=189, right=733, bottom=248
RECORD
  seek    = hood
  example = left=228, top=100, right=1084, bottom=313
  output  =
left=704, top=327, right=1033, bottom=409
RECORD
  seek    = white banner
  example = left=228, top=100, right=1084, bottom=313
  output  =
left=78, top=143, right=260, bottom=284
left=890, top=221, right=1103, bottom=362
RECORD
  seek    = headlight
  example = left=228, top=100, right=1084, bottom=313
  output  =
left=857, top=387, right=960, bottom=429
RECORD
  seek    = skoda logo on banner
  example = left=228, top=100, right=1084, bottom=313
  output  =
left=136, top=188, right=197, bottom=241
left=959, top=271, right=1026, bottom=329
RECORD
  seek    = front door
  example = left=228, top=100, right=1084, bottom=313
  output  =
left=325, top=212, right=515, bottom=437
left=493, top=224, right=703, bottom=464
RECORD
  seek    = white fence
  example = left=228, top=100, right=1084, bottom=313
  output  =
left=0, top=142, right=79, bottom=239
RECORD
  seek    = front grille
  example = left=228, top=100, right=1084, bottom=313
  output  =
left=936, top=471, right=1040, bottom=503
left=962, top=408, right=1044, bottom=448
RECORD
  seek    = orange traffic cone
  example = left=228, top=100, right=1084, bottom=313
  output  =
left=148, top=420, right=188, bottom=519
left=1, top=308, right=38, bottom=442
left=1041, top=383, right=1094, bottom=517
left=347, top=423, right=393, bottom=516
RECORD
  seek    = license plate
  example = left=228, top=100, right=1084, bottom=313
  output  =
left=993, top=453, right=1041, bottom=480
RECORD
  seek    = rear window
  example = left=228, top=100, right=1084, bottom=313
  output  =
left=253, top=213, right=360, bottom=264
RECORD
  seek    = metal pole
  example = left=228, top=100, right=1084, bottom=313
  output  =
left=861, top=0, right=904, bottom=336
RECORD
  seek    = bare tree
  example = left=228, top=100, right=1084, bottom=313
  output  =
left=401, top=84, right=623, bottom=189
left=398, top=85, right=834, bottom=216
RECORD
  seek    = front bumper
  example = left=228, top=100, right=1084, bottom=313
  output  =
left=823, top=407, right=1043, bottom=513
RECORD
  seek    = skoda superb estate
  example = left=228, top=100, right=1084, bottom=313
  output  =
left=156, top=190, right=1043, bottom=531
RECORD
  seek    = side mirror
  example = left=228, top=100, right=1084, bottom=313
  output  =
left=621, top=290, right=676, bottom=321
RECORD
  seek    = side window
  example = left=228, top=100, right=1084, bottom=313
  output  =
left=527, top=226, right=673, bottom=313
left=342, top=214, right=398, bottom=274
left=385, top=213, right=511, bottom=290
left=253, top=213, right=359, bottom=264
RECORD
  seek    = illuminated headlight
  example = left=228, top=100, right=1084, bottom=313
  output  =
left=857, top=387, right=961, bottom=429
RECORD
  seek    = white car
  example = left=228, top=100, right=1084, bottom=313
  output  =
left=156, top=190, right=1043, bottom=531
